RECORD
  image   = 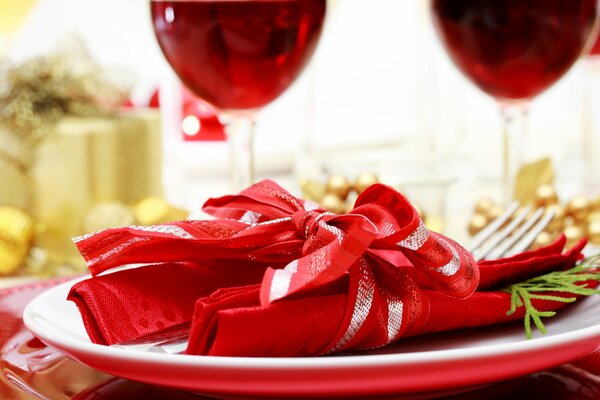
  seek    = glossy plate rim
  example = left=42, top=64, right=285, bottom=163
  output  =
left=23, top=276, right=600, bottom=397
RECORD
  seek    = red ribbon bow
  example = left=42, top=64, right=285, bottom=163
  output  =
left=74, top=180, right=478, bottom=353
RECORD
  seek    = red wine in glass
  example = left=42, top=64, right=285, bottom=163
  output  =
left=151, top=0, right=326, bottom=112
left=431, top=0, right=597, bottom=102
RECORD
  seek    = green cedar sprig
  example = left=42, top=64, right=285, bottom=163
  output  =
left=503, top=255, right=600, bottom=339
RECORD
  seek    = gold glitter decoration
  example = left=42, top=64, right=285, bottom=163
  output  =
left=0, top=206, right=34, bottom=274
left=0, top=41, right=126, bottom=151
left=354, top=172, right=379, bottom=194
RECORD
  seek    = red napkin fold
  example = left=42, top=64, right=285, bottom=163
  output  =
left=67, top=180, right=594, bottom=356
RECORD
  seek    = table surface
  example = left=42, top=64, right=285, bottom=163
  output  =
left=2, top=279, right=600, bottom=399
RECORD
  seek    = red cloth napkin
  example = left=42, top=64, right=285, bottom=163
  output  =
left=68, top=180, right=592, bottom=356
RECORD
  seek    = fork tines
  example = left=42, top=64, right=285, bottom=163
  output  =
left=469, top=202, right=555, bottom=262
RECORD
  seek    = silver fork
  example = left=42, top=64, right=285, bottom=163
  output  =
left=469, top=202, right=555, bottom=262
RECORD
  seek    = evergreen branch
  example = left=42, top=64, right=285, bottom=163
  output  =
left=502, top=255, right=600, bottom=339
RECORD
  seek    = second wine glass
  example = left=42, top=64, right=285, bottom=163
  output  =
left=151, top=0, right=326, bottom=190
left=431, top=0, right=598, bottom=203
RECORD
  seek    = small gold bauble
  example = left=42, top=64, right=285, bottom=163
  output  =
left=532, top=231, right=553, bottom=249
left=354, top=172, right=380, bottom=194
left=593, top=196, right=600, bottom=212
left=589, top=211, right=600, bottom=223
left=326, top=174, right=351, bottom=200
left=545, top=204, right=565, bottom=233
left=474, top=198, right=494, bottom=216
left=300, top=179, right=326, bottom=203
left=485, top=205, right=504, bottom=222
left=564, top=225, right=584, bottom=246
left=321, top=194, right=346, bottom=214
left=83, top=202, right=137, bottom=233
left=134, top=196, right=188, bottom=226
left=535, top=185, right=559, bottom=207
left=0, top=206, right=35, bottom=274
left=468, top=214, right=488, bottom=236
left=565, top=195, right=591, bottom=223
left=587, top=220, right=600, bottom=245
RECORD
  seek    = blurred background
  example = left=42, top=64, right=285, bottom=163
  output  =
left=2, top=0, right=600, bottom=278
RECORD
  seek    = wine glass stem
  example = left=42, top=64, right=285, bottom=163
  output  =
left=226, top=116, right=256, bottom=191
left=500, top=105, right=529, bottom=205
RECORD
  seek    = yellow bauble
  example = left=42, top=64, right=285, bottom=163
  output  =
left=321, top=194, right=346, bottom=214
left=532, top=231, right=553, bottom=249
left=565, top=195, right=590, bottom=223
left=134, top=196, right=188, bottom=226
left=485, top=205, right=504, bottom=222
left=354, top=172, right=379, bottom=194
left=535, top=185, right=559, bottom=207
left=468, top=214, right=488, bottom=236
left=326, top=174, right=351, bottom=200
left=593, top=196, right=600, bottom=212
left=300, top=179, right=326, bottom=203
left=0, top=206, right=34, bottom=274
left=474, top=198, right=494, bottom=216
left=587, top=220, right=600, bottom=245
left=564, top=225, right=584, bottom=246
left=545, top=204, right=565, bottom=233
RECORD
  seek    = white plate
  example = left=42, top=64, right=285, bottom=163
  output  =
left=24, top=277, right=600, bottom=399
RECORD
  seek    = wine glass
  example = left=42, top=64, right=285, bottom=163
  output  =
left=151, top=0, right=326, bottom=190
left=430, top=0, right=598, bottom=203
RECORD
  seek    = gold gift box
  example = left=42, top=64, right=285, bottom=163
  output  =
left=31, top=109, right=162, bottom=240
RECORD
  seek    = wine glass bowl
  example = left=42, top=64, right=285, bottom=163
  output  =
left=151, top=0, right=326, bottom=188
left=431, top=0, right=598, bottom=103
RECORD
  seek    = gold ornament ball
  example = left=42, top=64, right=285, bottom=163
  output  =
left=485, top=205, right=504, bottom=222
left=587, top=220, right=600, bottom=245
left=535, top=185, right=559, bottom=207
left=321, top=194, right=346, bottom=214
left=326, top=174, right=351, bottom=200
left=0, top=206, right=35, bottom=274
left=564, top=225, right=584, bottom=246
left=300, top=179, right=327, bottom=203
left=468, top=214, right=488, bottom=236
left=593, top=196, right=600, bottom=212
left=474, top=198, right=494, bottom=216
left=354, top=172, right=380, bottom=194
left=532, top=231, right=553, bottom=250
left=545, top=204, right=565, bottom=233
left=565, top=195, right=591, bottom=223
left=589, top=211, right=600, bottom=223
